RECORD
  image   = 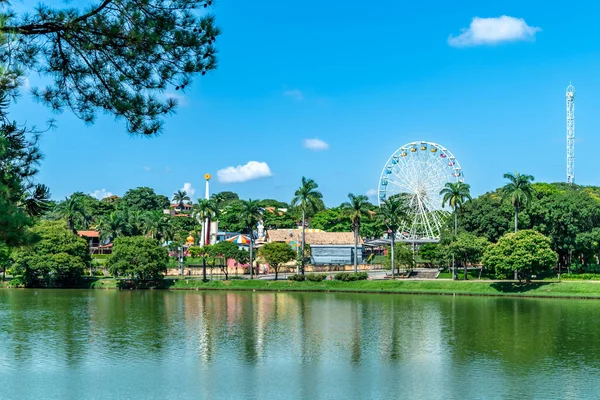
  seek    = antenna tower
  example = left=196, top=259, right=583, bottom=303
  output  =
left=566, top=83, right=575, bottom=184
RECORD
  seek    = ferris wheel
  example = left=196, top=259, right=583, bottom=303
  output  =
left=378, top=141, right=464, bottom=242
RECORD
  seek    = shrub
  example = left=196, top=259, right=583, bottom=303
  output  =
left=287, top=274, right=306, bottom=282
left=306, top=273, right=326, bottom=282
left=335, top=272, right=368, bottom=282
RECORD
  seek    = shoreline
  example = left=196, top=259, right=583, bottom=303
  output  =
left=5, top=278, right=600, bottom=300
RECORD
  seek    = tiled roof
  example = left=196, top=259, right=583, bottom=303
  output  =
left=77, top=230, right=99, bottom=238
left=266, top=229, right=361, bottom=245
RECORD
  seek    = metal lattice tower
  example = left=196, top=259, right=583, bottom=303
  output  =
left=566, top=83, right=575, bottom=184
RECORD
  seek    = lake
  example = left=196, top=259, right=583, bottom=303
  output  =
left=1, top=289, right=599, bottom=399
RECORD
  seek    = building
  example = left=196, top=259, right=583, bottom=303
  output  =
left=266, top=229, right=363, bottom=265
left=76, top=230, right=112, bottom=255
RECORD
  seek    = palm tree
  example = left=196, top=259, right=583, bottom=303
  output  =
left=98, top=212, right=126, bottom=243
left=172, top=190, right=190, bottom=210
left=502, top=172, right=535, bottom=232
left=377, top=194, right=410, bottom=279
left=440, top=182, right=472, bottom=235
left=239, top=199, right=263, bottom=279
left=291, top=177, right=323, bottom=275
left=193, top=199, right=218, bottom=246
left=142, top=210, right=170, bottom=240
left=57, top=196, right=85, bottom=231
left=440, top=181, right=472, bottom=280
left=341, top=193, right=371, bottom=273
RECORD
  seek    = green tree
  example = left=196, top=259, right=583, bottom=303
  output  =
left=440, top=181, right=472, bottom=235
left=12, top=220, right=91, bottom=287
left=0, top=0, right=220, bottom=135
left=0, top=243, right=11, bottom=281
left=56, top=196, right=86, bottom=231
left=212, top=240, right=240, bottom=280
left=211, top=191, right=239, bottom=206
left=259, top=242, right=296, bottom=280
left=341, top=193, right=370, bottom=273
left=239, top=199, right=262, bottom=279
left=0, top=121, right=50, bottom=247
left=447, top=232, right=489, bottom=280
left=310, top=208, right=351, bottom=232
left=482, top=230, right=557, bottom=282
left=502, top=172, right=535, bottom=233
left=383, top=242, right=415, bottom=273
left=172, top=190, right=191, bottom=210
left=217, top=200, right=247, bottom=233
left=291, top=177, right=323, bottom=275
left=377, top=194, right=410, bottom=278
left=122, top=187, right=170, bottom=212
left=97, top=211, right=126, bottom=242
left=192, top=198, right=218, bottom=245
left=108, top=236, right=168, bottom=280
left=575, top=228, right=600, bottom=269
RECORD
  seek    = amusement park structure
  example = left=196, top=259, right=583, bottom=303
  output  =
left=566, top=83, right=575, bottom=184
left=377, top=141, right=463, bottom=243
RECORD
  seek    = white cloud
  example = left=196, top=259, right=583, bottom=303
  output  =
left=448, top=16, right=541, bottom=47
left=366, top=189, right=378, bottom=198
left=303, top=138, right=329, bottom=151
left=90, top=189, right=113, bottom=200
left=143, top=166, right=151, bottom=172
left=217, top=161, right=273, bottom=183
left=181, top=182, right=195, bottom=198
left=283, top=89, right=304, bottom=101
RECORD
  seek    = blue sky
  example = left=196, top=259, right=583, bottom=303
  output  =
left=10, top=0, right=600, bottom=206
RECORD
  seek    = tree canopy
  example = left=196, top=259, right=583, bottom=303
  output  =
left=482, top=230, right=557, bottom=281
left=108, top=236, right=168, bottom=280
left=0, top=0, right=220, bottom=135
left=258, top=242, right=296, bottom=280
left=12, top=220, right=90, bottom=286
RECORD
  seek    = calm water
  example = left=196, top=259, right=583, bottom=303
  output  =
left=1, top=289, right=599, bottom=399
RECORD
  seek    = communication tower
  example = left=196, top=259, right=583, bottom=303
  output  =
left=566, top=83, right=575, bottom=184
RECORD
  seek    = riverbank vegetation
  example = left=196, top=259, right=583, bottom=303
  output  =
left=68, top=278, right=600, bottom=299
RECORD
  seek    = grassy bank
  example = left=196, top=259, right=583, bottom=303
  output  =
left=9, top=277, right=600, bottom=299
left=84, top=278, right=600, bottom=299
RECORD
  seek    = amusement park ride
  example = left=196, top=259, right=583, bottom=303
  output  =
left=378, top=83, right=576, bottom=244
left=377, top=141, right=463, bottom=243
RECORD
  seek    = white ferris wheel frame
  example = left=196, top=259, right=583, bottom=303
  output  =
left=378, top=141, right=464, bottom=243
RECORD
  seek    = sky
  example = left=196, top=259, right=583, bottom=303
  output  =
left=10, top=0, right=600, bottom=206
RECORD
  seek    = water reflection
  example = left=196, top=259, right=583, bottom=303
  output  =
left=1, top=290, right=600, bottom=399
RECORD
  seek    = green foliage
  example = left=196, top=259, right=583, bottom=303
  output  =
left=188, top=246, right=202, bottom=258
left=217, top=200, right=247, bottom=232
left=108, top=236, right=168, bottom=280
left=383, top=242, right=415, bottom=271
left=306, top=273, right=326, bottom=282
left=292, top=177, right=323, bottom=219
left=259, top=242, right=296, bottom=280
left=0, top=121, right=50, bottom=247
left=172, top=190, right=191, bottom=209
left=502, top=172, right=535, bottom=231
left=0, top=0, right=220, bottom=135
left=12, top=220, right=90, bottom=287
left=482, top=230, right=557, bottom=281
left=211, top=191, right=239, bottom=206
left=121, top=187, right=170, bottom=212
left=449, top=233, right=489, bottom=267
left=262, top=208, right=297, bottom=229
left=334, top=272, right=368, bottom=281
left=310, top=207, right=351, bottom=232
left=287, top=274, right=305, bottom=282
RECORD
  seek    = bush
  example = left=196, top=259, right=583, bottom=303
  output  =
left=306, top=273, right=326, bottom=282
left=334, top=272, right=368, bottom=282
left=287, top=274, right=305, bottom=282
